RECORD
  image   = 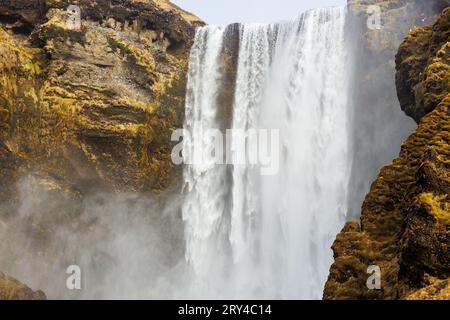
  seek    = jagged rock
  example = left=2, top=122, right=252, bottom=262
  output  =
left=0, top=272, right=46, bottom=300
left=0, top=1, right=202, bottom=298
left=325, top=7, right=450, bottom=300
left=345, top=0, right=448, bottom=218
left=396, top=8, right=450, bottom=122
left=406, top=277, right=450, bottom=300
left=0, top=0, right=203, bottom=198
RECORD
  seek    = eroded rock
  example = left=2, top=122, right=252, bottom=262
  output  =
left=396, top=8, right=450, bottom=121
left=0, top=272, right=46, bottom=300
left=0, top=0, right=203, bottom=196
left=325, top=7, right=450, bottom=300
left=0, top=0, right=202, bottom=299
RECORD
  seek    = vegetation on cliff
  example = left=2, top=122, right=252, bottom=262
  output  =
left=325, top=7, right=450, bottom=300
left=0, top=0, right=203, bottom=198
left=396, top=7, right=450, bottom=121
left=344, top=0, right=447, bottom=218
left=0, top=0, right=202, bottom=297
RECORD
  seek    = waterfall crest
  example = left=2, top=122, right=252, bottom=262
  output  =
left=182, top=7, right=350, bottom=299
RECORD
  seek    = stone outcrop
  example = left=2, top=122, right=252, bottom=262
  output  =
left=1, top=0, right=448, bottom=302
left=0, top=0, right=202, bottom=299
left=396, top=7, right=450, bottom=122
left=0, top=0, right=203, bottom=200
left=345, top=0, right=448, bottom=219
left=406, top=277, right=450, bottom=300
left=325, top=7, right=450, bottom=300
left=0, top=272, right=46, bottom=300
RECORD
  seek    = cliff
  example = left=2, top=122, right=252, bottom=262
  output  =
left=0, top=0, right=202, bottom=299
left=325, top=7, right=450, bottom=300
left=1, top=0, right=448, bottom=301
left=346, top=0, right=448, bottom=219
left=0, top=272, right=46, bottom=300
left=0, top=0, right=202, bottom=198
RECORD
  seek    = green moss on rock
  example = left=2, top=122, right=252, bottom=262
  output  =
left=0, top=0, right=203, bottom=194
left=325, top=7, right=450, bottom=300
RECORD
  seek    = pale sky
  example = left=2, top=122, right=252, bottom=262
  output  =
left=171, top=0, right=347, bottom=25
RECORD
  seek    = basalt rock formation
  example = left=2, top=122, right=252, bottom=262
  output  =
left=325, top=7, right=450, bottom=300
left=0, top=0, right=202, bottom=299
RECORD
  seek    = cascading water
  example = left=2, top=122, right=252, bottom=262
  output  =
left=182, top=7, right=350, bottom=299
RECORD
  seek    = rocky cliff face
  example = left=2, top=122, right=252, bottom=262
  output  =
left=325, top=7, right=450, bottom=300
left=0, top=0, right=202, bottom=298
left=1, top=0, right=448, bottom=301
left=346, top=0, right=448, bottom=219
left=0, top=0, right=202, bottom=198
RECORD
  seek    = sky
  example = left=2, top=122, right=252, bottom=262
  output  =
left=171, top=0, right=347, bottom=25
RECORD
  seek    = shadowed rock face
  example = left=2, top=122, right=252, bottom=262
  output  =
left=0, top=272, right=46, bottom=300
left=325, top=7, right=450, bottom=300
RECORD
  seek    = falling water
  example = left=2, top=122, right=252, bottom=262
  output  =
left=182, top=7, right=350, bottom=299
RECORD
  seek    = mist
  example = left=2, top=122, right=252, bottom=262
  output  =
left=1, top=0, right=446, bottom=300
left=0, top=174, right=188, bottom=299
left=344, top=0, right=446, bottom=217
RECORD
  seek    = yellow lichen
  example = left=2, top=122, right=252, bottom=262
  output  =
left=418, top=193, right=450, bottom=225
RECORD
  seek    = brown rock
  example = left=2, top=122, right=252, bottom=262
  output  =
left=396, top=8, right=450, bottom=122
left=0, top=0, right=204, bottom=196
left=345, top=0, right=447, bottom=218
left=0, top=0, right=203, bottom=298
left=0, top=272, right=46, bottom=300
left=406, top=277, right=450, bottom=300
left=325, top=7, right=450, bottom=300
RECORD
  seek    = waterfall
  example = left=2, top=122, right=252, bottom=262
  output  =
left=182, top=7, right=350, bottom=299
